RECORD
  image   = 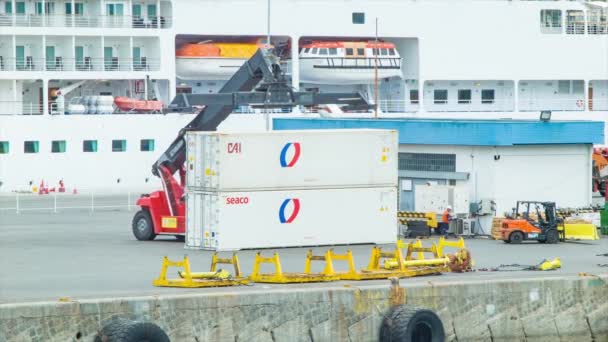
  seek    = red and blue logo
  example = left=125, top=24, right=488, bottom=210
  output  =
left=279, top=142, right=301, bottom=168
left=279, top=198, right=300, bottom=224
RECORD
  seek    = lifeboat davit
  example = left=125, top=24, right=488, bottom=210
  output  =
left=114, top=96, right=163, bottom=113
left=297, top=41, right=403, bottom=85
left=175, top=40, right=270, bottom=80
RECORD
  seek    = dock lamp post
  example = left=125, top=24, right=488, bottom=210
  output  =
left=540, top=110, right=552, bottom=122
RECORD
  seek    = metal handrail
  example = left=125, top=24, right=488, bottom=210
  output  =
left=0, top=14, right=171, bottom=28
left=0, top=57, right=161, bottom=72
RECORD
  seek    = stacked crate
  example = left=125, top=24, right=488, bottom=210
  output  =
left=491, top=217, right=505, bottom=240
left=184, top=129, right=398, bottom=250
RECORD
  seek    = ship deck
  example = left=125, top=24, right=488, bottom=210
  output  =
left=1, top=194, right=607, bottom=304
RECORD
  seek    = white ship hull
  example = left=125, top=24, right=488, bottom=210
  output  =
left=1, top=110, right=606, bottom=194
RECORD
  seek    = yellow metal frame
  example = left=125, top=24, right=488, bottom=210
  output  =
left=250, top=251, right=341, bottom=283
left=397, top=211, right=438, bottom=229
left=153, top=254, right=249, bottom=288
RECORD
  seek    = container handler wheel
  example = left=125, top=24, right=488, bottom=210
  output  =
left=380, top=305, right=445, bottom=342
left=509, top=231, right=524, bottom=244
left=132, top=210, right=156, bottom=241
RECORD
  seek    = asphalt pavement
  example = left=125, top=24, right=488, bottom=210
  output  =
left=1, top=195, right=607, bottom=304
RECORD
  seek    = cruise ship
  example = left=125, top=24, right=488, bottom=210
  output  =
left=0, top=0, right=606, bottom=193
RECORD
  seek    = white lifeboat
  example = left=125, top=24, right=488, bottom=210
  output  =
left=175, top=40, right=270, bottom=80
left=297, top=41, right=403, bottom=84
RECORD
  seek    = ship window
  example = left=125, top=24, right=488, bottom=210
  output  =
left=380, top=49, right=388, bottom=56
left=140, top=139, right=155, bottom=152
left=24, top=141, right=39, bottom=154
left=433, top=90, right=448, bottom=104
left=481, top=89, right=495, bottom=104
left=345, top=48, right=354, bottom=56
left=328, top=48, right=337, bottom=55
left=15, top=2, right=24, bottom=14
left=304, top=48, right=310, bottom=53
left=51, top=140, right=66, bottom=153
left=311, top=48, right=318, bottom=54
left=352, top=12, right=365, bottom=24
left=458, top=89, right=472, bottom=104
left=410, top=90, right=419, bottom=105
left=558, top=80, right=570, bottom=94
left=357, top=48, right=365, bottom=56
left=566, top=10, right=585, bottom=34
left=0, top=141, right=8, bottom=154
left=588, top=9, right=608, bottom=35
left=572, top=80, right=584, bottom=94
left=319, top=48, right=328, bottom=55
left=540, top=10, right=562, bottom=33
left=83, top=140, right=97, bottom=152
left=389, top=49, right=396, bottom=56
left=112, top=139, right=127, bottom=152
left=5, top=2, right=12, bottom=13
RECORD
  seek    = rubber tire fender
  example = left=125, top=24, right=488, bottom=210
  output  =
left=132, top=210, right=156, bottom=241
left=95, top=319, right=170, bottom=342
left=380, top=305, right=445, bottom=342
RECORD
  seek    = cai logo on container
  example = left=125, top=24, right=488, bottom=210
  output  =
left=279, top=142, right=301, bottom=167
left=279, top=198, right=300, bottom=224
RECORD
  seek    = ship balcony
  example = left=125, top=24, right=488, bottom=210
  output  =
left=0, top=14, right=172, bottom=29
left=0, top=57, right=160, bottom=72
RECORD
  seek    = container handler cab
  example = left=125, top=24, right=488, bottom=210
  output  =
left=500, top=201, right=564, bottom=244
left=132, top=48, right=370, bottom=241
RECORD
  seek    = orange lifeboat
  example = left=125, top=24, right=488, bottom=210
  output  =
left=176, top=39, right=271, bottom=80
left=296, top=40, right=403, bottom=84
left=114, top=96, right=163, bottom=113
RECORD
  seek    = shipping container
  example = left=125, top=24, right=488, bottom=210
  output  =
left=185, top=129, right=398, bottom=191
left=185, top=187, right=397, bottom=250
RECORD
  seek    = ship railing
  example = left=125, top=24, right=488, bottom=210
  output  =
left=0, top=57, right=46, bottom=71
left=300, top=98, right=604, bottom=114
left=0, top=192, right=146, bottom=214
left=0, top=14, right=171, bottom=28
left=0, top=57, right=160, bottom=72
left=587, top=23, right=608, bottom=35
left=303, top=57, right=402, bottom=69
left=0, top=102, right=43, bottom=115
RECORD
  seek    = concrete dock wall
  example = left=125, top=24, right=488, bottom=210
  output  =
left=1, top=275, right=607, bottom=342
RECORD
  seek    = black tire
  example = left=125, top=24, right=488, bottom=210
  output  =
left=545, top=229, right=559, bottom=244
left=95, top=319, right=170, bottom=342
left=380, top=305, right=445, bottom=342
left=174, top=235, right=185, bottom=242
left=509, top=231, right=524, bottom=244
left=132, top=210, right=156, bottom=241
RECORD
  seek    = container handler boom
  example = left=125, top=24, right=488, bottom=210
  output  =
left=132, top=48, right=369, bottom=241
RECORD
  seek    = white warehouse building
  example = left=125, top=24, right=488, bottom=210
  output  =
left=273, top=118, right=603, bottom=225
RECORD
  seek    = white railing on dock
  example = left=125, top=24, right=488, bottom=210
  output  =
left=0, top=192, right=140, bottom=214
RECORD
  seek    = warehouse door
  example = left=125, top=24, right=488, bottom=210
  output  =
left=399, top=178, right=446, bottom=211
left=493, top=150, right=588, bottom=215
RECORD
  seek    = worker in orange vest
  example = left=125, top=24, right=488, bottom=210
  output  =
left=438, top=206, right=452, bottom=235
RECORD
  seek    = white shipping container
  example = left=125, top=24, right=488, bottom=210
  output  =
left=185, top=129, right=398, bottom=191
left=186, top=187, right=397, bottom=250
